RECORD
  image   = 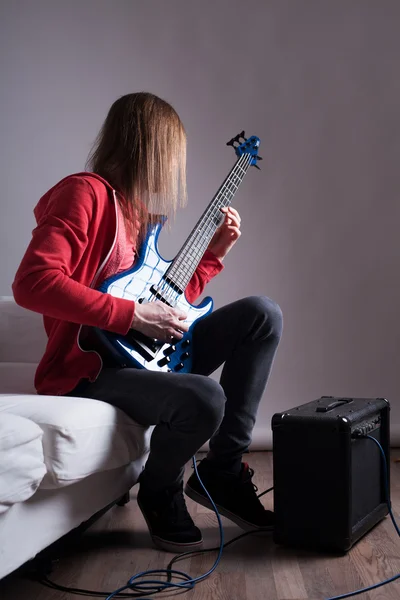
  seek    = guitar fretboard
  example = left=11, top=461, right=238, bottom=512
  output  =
left=164, top=155, right=251, bottom=292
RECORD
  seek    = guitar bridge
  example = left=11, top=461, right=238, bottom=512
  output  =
left=124, top=330, right=163, bottom=361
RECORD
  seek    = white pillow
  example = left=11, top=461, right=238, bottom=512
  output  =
left=0, top=412, right=46, bottom=513
left=0, top=394, right=150, bottom=489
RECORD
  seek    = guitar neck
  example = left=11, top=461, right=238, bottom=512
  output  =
left=164, top=154, right=252, bottom=292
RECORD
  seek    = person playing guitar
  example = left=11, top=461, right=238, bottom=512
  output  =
left=13, top=92, right=283, bottom=553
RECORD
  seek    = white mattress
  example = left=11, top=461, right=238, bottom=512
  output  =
left=0, top=394, right=151, bottom=489
left=0, top=461, right=145, bottom=579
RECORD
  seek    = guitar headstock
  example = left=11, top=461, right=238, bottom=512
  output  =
left=226, top=131, right=262, bottom=169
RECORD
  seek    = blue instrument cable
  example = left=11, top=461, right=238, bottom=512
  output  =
left=104, top=457, right=224, bottom=599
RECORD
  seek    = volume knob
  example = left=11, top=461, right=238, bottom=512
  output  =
left=158, top=356, right=171, bottom=367
left=164, top=345, right=176, bottom=356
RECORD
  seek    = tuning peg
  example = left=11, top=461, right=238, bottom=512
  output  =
left=252, top=155, right=262, bottom=169
left=227, top=131, right=247, bottom=147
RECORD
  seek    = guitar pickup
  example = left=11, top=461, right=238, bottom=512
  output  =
left=149, top=285, right=174, bottom=306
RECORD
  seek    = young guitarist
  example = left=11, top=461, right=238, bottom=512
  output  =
left=13, top=92, right=283, bottom=553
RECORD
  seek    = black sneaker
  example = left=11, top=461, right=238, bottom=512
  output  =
left=184, top=460, right=274, bottom=531
left=137, top=481, right=203, bottom=553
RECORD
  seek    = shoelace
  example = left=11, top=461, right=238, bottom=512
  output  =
left=240, top=465, right=270, bottom=514
left=242, top=464, right=259, bottom=493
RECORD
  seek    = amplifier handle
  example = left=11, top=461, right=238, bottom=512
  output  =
left=316, top=398, right=354, bottom=413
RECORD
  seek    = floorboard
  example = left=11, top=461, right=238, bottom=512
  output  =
left=1, top=450, right=399, bottom=600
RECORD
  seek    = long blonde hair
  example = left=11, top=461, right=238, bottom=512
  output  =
left=86, top=92, right=187, bottom=242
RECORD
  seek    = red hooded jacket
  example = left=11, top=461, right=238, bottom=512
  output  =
left=12, top=173, right=223, bottom=395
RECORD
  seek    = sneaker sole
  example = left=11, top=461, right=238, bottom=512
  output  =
left=184, top=482, right=273, bottom=534
left=137, top=497, right=203, bottom=554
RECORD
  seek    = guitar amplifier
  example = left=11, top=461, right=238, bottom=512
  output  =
left=272, top=396, right=390, bottom=552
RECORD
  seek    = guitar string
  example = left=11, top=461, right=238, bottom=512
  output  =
left=145, top=149, right=254, bottom=343
left=166, top=165, right=249, bottom=304
left=159, top=155, right=252, bottom=311
left=161, top=152, right=253, bottom=308
left=146, top=151, right=251, bottom=307
left=167, top=158, right=249, bottom=291
left=162, top=152, right=250, bottom=295
left=165, top=153, right=253, bottom=303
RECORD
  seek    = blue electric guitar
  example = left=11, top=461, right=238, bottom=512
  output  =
left=95, top=132, right=262, bottom=373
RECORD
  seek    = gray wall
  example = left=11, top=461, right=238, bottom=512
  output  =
left=1, top=0, right=399, bottom=446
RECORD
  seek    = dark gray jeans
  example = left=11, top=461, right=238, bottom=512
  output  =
left=70, top=296, right=283, bottom=491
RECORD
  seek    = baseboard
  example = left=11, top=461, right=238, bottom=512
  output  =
left=201, top=424, right=400, bottom=452
left=250, top=425, right=400, bottom=450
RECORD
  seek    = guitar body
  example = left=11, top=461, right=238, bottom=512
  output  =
left=95, top=132, right=261, bottom=373
left=95, top=220, right=213, bottom=373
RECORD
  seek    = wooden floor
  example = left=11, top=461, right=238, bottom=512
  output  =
left=1, top=451, right=400, bottom=600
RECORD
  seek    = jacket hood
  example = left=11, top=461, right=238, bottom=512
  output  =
left=33, top=172, right=115, bottom=224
